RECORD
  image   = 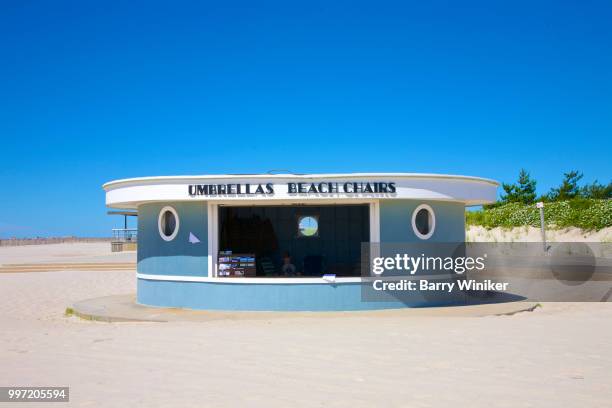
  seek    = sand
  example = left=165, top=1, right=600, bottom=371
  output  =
left=0, top=242, right=136, bottom=266
left=1, top=243, right=612, bottom=407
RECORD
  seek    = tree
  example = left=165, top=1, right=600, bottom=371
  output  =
left=501, top=169, right=537, bottom=204
left=581, top=180, right=612, bottom=199
left=547, top=170, right=583, bottom=201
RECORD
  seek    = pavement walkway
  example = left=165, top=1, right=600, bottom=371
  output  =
left=71, top=294, right=540, bottom=322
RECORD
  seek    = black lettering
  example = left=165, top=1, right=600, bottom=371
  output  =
left=192, top=180, right=392, bottom=196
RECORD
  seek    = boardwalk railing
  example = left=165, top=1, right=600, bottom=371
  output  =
left=112, top=228, right=138, bottom=243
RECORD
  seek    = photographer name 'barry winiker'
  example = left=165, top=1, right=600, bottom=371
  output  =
left=372, top=279, right=509, bottom=293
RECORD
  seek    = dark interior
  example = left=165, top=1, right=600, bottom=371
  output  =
left=218, top=204, right=370, bottom=277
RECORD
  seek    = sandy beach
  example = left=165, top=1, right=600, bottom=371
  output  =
left=1, top=243, right=612, bottom=407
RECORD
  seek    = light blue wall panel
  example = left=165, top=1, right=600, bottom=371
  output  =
left=137, top=278, right=465, bottom=311
left=379, top=200, right=465, bottom=242
left=137, top=202, right=209, bottom=277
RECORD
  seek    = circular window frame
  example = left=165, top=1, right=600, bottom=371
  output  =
left=411, top=204, right=436, bottom=240
left=297, top=215, right=319, bottom=238
left=158, top=206, right=180, bottom=242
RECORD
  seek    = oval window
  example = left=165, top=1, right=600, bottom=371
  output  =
left=298, top=216, right=319, bottom=237
left=158, top=206, right=180, bottom=241
left=411, top=204, right=435, bottom=240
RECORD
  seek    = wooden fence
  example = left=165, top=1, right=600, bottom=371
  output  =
left=0, top=237, right=112, bottom=247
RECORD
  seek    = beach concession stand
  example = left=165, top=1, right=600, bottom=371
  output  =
left=103, top=173, right=498, bottom=311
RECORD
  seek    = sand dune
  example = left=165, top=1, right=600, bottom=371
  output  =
left=467, top=225, right=612, bottom=243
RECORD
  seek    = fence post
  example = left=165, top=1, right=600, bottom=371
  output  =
left=536, top=201, right=546, bottom=252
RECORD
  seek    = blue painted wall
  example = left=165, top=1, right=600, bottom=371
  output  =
left=379, top=200, right=465, bottom=242
left=138, top=202, right=208, bottom=277
left=136, top=199, right=469, bottom=311
left=137, top=278, right=466, bottom=311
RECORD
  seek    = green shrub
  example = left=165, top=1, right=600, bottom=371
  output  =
left=466, top=199, right=612, bottom=231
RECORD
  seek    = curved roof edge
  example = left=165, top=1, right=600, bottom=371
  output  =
left=103, top=173, right=499, bottom=191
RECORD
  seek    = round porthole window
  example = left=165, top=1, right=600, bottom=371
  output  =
left=158, top=206, right=179, bottom=241
left=412, top=204, right=435, bottom=240
left=298, top=215, right=319, bottom=237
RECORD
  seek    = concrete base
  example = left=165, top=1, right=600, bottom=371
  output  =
left=71, top=294, right=540, bottom=322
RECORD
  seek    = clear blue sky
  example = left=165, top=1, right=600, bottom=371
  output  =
left=1, top=1, right=610, bottom=237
